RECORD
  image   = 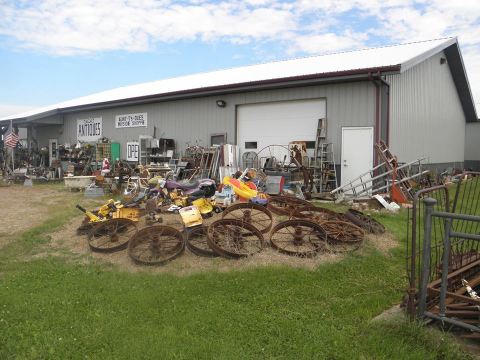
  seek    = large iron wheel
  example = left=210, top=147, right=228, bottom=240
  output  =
left=321, top=221, right=365, bottom=244
left=344, top=209, right=386, bottom=234
left=267, top=196, right=314, bottom=216
left=88, top=218, right=137, bottom=253
left=128, top=225, right=184, bottom=265
left=185, top=226, right=219, bottom=257
left=292, top=206, right=343, bottom=223
left=222, top=203, right=273, bottom=234
left=207, top=219, right=264, bottom=258
left=270, top=219, right=327, bottom=257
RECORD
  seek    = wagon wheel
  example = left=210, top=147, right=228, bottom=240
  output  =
left=207, top=219, right=264, bottom=258
left=321, top=221, right=364, bottom=245
left=344, top=209, right=386, bottom=234
left=222, top=203, right=273, bottom=234
left=186, top=226, right=219, bottom=257
left=88, top=218, right=137, bottom=253
left=270, top=219, right=327, bottom=257
left=128, top=225, right=184, bottom=265
left=267, top=196, right=314, bottom=216
left=292, top=206, right=344, bottom=223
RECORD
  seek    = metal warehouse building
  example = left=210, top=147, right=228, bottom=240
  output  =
left=1, top=37, right=478, bottom=186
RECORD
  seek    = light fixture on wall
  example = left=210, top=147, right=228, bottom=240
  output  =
left=440, top=57, right=447, bottom=65
left=216, top=100, right=226, bottom=108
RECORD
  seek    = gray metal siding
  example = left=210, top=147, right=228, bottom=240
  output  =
left=386, top=51, right=466, bottom=164
left=59, top=81, right=376, bottom=160
left=465, top=122, right=480, bottom=161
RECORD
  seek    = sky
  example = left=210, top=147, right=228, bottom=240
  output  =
left=0, top=0, right=479, bottom=117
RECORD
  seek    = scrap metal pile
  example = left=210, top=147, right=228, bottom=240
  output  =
left=406, top=173, right=480, bottom=339
left=76, top=179, right=385, bottom=265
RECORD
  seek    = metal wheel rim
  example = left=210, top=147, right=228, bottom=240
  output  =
left=267, top=196, right=314, bottom=216
left=345, top=209, right=386, bottom=234
left=128, top=225, right=184, bottom=265
left=321, top=221, right=365, bottom=243
left=222, top=203, right=273, bottom=234
left=270, top=219, right=327, bottom=257
left=292, top=206, right=343, bottom=223
left=88, top=219, right=137, bottom=253
left=185, top=226, right=219, bottom=257
left=207, top=219, right=264, bottom=258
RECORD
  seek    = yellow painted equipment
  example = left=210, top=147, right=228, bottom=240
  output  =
left=179, top=206, right=203, bottom=227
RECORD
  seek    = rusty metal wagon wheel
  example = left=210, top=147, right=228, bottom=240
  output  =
left=88, top=218, right=137, bottom=253
left=270, top=219, right=327, bottom=257
left=185, top=226, right=219, bottom=257
left=222, top=203, right=273, bottom=234
left=267, top=196, right=314, bottom=216
left=292, top=206, right=344, bottom=223
left=344, top=209, right=386, bottom=234
left=207, top=219, right=264, bottom=258
left=128, top=225, right=184, bottom=265
left=321, top=221, right=365, bottom=244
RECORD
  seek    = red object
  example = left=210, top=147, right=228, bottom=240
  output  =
left=102, top=158, right=110, bottom=170
left=390, top=161, right=408, bottom=204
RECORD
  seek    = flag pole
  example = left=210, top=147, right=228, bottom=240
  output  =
left=10, top=120, right=14, bottom=172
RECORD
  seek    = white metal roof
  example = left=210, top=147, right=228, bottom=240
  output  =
left=0, top=37, right=457, bottom=122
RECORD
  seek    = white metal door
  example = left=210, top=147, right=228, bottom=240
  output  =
left=341, top=127, right=374, bottom=187
left=237, top=99, right=326, bottom=167
left=48, top=138, right=58, bottom=166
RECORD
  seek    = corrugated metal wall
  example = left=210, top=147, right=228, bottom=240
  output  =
left=54, top=81, right=376, bottom=160
left=386, top=51, right=466, bottom=164
left=465, top=122, right=480, bottom=161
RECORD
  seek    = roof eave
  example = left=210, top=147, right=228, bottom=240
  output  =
left=0, top=65, right=400, bottom=124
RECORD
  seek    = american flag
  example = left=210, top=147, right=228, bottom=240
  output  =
left=4, top=125, right=19, bottom=149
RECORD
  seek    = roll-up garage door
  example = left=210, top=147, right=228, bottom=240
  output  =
left=237, top=99, right=326, bottom=166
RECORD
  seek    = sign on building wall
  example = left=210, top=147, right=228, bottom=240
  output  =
left=126, top=141, right=139, bottom=162
left=115, top=112, right=148, bottom=128
left=77, top=117, right=102, bottom=142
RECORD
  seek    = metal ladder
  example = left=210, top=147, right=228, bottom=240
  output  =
left=375, top=140, right=415, bottom=200
left=330, top=156, right=429, bottom=200
left=313, top=118, right=337, bottom=192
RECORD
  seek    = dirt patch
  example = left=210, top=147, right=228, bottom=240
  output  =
left=43, top=210, right=398, bottom=276
left=0, top=185, right=71, bottom=248
left=364, top=232, right=398, bottom=255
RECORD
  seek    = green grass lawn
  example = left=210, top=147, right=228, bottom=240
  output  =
left=0, top=185, right=473, bottom=359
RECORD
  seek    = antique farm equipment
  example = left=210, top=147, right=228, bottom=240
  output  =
left=207, top=219, right=264, bottom=258
left=88, top=218, right=137, bottom=253
left=267, top=195, right=314, bottom=216
left=344, top=209, right=385, bottom=234
left=221, top=203, right=273, bottom=234
left=185, top=226, right=218, bottom=257
left=292, top=206, right=344, bottom=223
left=128, top=225, right=185, bottom=265
left=270, top=219, right=327, bottom=257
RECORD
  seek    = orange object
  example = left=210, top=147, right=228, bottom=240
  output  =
left=390, top=162, right=409, bottom=204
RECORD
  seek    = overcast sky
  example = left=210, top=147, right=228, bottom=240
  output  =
left=0, top=0, right=479, bottom=117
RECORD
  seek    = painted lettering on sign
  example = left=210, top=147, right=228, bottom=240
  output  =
left=77, top=117, right=102, bottom=142
left=115, top=112, right=147, bottom=128
left=126, top=142, right=139, bottom=162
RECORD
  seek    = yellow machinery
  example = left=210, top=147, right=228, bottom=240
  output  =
left=76, top=199, right=141, bottom=224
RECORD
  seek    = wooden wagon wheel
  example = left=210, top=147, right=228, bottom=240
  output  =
left=88, top=218, right=137, bottom=253
left=128, top=225, right=184, bottom=265
left=270, top=219, right=327, bottom=257
left=207, top=219, right=264, bottom=258
left=222, top=203, right=273, bottom=234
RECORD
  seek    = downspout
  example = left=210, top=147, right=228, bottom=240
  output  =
left=369, top=71, right=391, bottom=164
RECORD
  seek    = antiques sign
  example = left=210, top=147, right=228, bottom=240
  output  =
left=77, top=117, right=102, bottom=142
left=126, top=142, right=139, bottom=162
left=115, top=112, right=147, bottom=128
